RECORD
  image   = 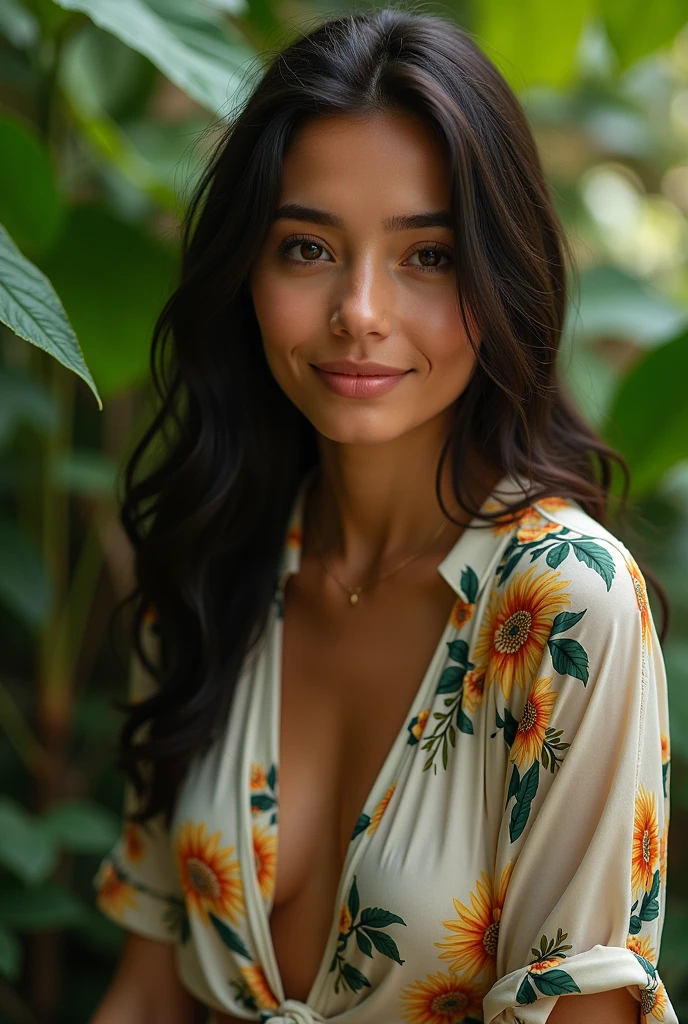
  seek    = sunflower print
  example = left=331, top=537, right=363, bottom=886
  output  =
left=434, top=862, right=514, bottom=980
left=175, top=819, right=244, bottom=925
left=484, top=497, right=570, bottom=538
left=627, top=933, right=656, bottom=963
left=632, top=785, right=660, bottom=897
left=400, top=969, right=483, bottom=1023
left=253, top=824, right=277, bottom=900
left=625, top=554, right=652, bottom=652
left=122, top=821, right=146, bottom=864
left=641, top=982, right=668, bottom=1022
left=250, top=763, right=268, bottom=792
left=462, top=667, right=485, bottom=714
left=96, top=861, right=139, bottom=918
left=509, top=675, right=557, bottom=769
left=659, top=820, right=669, bottom=886
left=240, top=964, right=279, bottom=1011
left=367, top=781, right=397, bottom=835
left=473, top=565, right=571, bottom=701
left=407, top=708, right=431, bottom=744
left=449, top=599, right=474, bottom=630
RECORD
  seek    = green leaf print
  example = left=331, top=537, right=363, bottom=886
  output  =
left=437, top=666, right=465, bottom=693
left=422, top=641, right=475, bottom=774
left=509, top=760, right=540, bottom=842
left=571, top=540, right=616, bottom=590
left=458, top=710, right=473, bottom=734
left=341, top=963, right=370, bottom=992
left=359, top=907, right=406, bottom=928
left=548, top=637, right=589, bottom=685
left=546, top=542, right=569, bottom=569
left=362, top=928, right=404, bottom=964
left=532, top=970, right=581, bottom=996
left=208, top=912, right=251, bottom=959
left=516, top=975, right=538, bottom=1004
left=494, top=706, right=519, bottom=747
left=348, top=875, right=360, bottom=922
left=329, top=878, right=406, bottom=994
left=633, top=952, right=657, bottom=981
left=549, top=609, right=587, bottom=636
left=351, top=813, right=371, bottom=841
left=506, top=763, right=520, bottom=810
left=663, top=760, right=669, bottom=798
left=460, top=566, right=479, bottom=604
left=541, top=727, right=570, bottom=773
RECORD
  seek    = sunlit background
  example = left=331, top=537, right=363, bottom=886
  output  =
left=0, top=1, right=687, bottom=1020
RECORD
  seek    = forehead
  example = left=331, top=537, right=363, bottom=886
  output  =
left=278, top=110, right=452, bottom=220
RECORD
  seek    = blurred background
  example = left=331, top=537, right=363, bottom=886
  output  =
left=0, top=0, right=687, bottom=1021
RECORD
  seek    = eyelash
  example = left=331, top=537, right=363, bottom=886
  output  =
left=276, top=233, right=454, bottom=274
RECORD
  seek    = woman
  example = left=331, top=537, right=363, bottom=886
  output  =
left=90, top=6, right=676, bottom=1024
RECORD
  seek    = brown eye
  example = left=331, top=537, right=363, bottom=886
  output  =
left=299, top=242, right=324, bottom=261
left=406, top=245, right=453, bottom=272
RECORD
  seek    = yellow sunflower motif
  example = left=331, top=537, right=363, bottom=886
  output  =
left=641, top=982, right=668, bottom=1022
left=528, top=955, right=565, bottom=974
left=462, top=668, right=486, bottom=714
left=338, top=902, right=353, bottom=934
left=473, top=565, right=571, bottom=701
left=660, top=734, right=670, bottom=765
left=123, top=822, right=145, bottom=864
left=434, top=862, right=514, bottom=981
left=659, top=819, right=669, bottom=887
left=400, top=969, right=483, bottom=1023
left=510, top=676, right=557, bottom=769
left=286, top=525, right=302, bottom=550
left=175, top=819, right=244, bottom=925
left=253, top=824, right=277, bottom=901
left=410, top=708, right=431, bottom=742
left=625, top=554, right=652, bottom=653
left=484, top=498, right=569, bottom=538
left=96, top=861, right=138, bottom=918
left=449, top=599, right=475, bottom=630
left=632, top=785, right=660, bottom=897
left=250, top=763, right=268, bottom=792
left=240, top=964, right=279, bottom=1011
left=367, top=781, right=397, bottom=835
left=627, top=933, right=656, bottom=963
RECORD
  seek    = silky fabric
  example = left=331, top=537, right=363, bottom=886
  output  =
left=93, top=469, right=678, bottom=1023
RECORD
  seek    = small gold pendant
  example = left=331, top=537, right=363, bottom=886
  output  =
left=350, top=592, right=359, bottom=606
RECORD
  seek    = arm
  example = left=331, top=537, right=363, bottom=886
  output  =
left=89, top=933, right=207, bottom=1024
left=548, top=987, right=640, bottom=1024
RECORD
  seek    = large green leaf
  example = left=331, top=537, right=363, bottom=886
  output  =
left=52, top=0, right=255, bottom=115
left=605, top=330, right=688, bottom=497
left=37, top=205, right=178, bottom=397
left=601, top=0, right=688, bottom=69
left=0, top=0, right=39, bottom=49
left=41, top=800, right=119, bottom=853
left=0, top=223, right=102, bottom=408
left=567, top=266, right=688, bottom=347
left=0, top=366, right=58, bottom=447
left=474, top=0, right=593, bottom=90
left=0, top=517, right=53, bottom=627
left=0, top=799, right=57, bottom=885
left=0, top=880, right=85, bottom=930
left=0, top=115, right=63, bottom=254
left=0, top=925, right=21, bottom=981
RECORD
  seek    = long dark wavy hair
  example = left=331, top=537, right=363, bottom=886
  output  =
left=114, top=3, right=669, bottom=826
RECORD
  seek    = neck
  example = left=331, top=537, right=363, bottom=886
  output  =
left=304, top=414, right=500, bottom=581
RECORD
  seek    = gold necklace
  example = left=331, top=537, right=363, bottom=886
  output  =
left=311, top=511, right=449, bottom=606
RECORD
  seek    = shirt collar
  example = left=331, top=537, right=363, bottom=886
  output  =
left=277, top=467, right=535, bottom=601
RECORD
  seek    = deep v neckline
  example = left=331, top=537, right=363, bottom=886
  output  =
left=246, top=468, right=514, bottom=1014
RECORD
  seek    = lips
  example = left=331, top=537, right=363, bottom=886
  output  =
left=313, top=359, right=409, bottom=376
left=311, top=364, right=411, bottom=398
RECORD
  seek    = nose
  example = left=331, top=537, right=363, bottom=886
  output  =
left=329, top=259, right=392, bottom=341
left=259, top=1000, right=327, bottom=1024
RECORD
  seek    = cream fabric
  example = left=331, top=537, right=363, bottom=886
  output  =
left=93, top=469, right=677, bottom=1023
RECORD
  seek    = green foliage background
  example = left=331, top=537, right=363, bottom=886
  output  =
left=0, top=0, right=687, bottom=1020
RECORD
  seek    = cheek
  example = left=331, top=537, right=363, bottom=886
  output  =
left=251, top=269, right=322, bottom=361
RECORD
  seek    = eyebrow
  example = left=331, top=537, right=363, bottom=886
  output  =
left=273, top=202, right=453, bottom=232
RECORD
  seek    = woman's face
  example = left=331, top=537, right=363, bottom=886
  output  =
left=249, top=109, right=479, bottom=446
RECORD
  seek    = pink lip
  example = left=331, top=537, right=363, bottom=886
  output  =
left=315, top=359, right=408, bottom=375
left=312, top=366, right=411, bottom=398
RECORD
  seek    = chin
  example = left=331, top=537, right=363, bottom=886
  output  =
left=306, top=409, right=413, bottom=446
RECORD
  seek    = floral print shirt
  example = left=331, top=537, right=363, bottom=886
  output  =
left=93, top=470, right=678, bottom=1024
